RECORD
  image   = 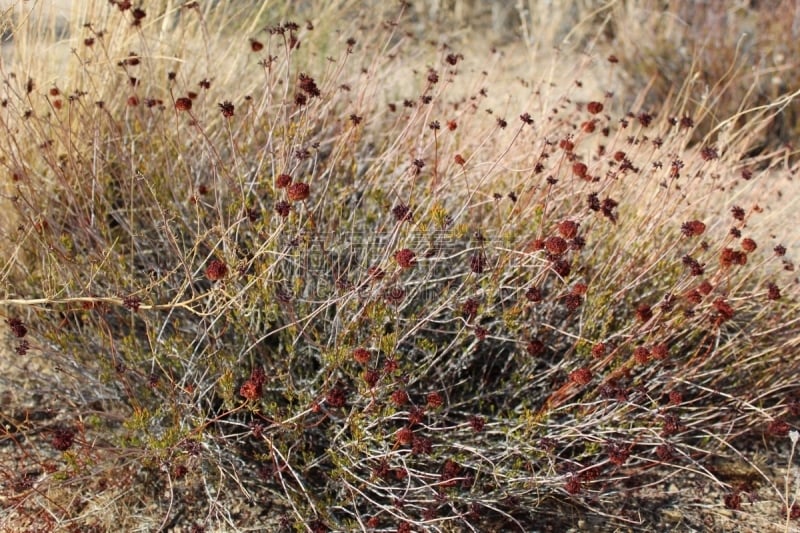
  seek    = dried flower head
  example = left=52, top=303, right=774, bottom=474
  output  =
left=651, top=343, right=669, bottom=360
left=591, top=343, right=606, bottom=358
left=175, top=97, right=192, bottom=111
left=668, top=390, right=682, bottom=405
left=218, top=100, right=234, bottom=117
left=572, top=162, right=588, bottom=179
left=391, top=389, right=409, bottom=406
left=426, top=391, right=443, bottom=409
left=353, top=348, right=371, bottom=365
left=569, top=367, right=592, bottom=385
left=363, top=369, right=379, bottom=387
left=741, top=238, right=757, bottom=253
left=767, top=418, right=791, bottom=437
left=525, top=286, right=542, bottom=303
left=632, top=346, right=649, bottom=364
left=239, top=379, right=262, bottom=400
left=51, top=427, right=75, bottom=451
left=564, top=293, right=582, bottom=312
left=545, top=236, right=569, bottom=256
left=298, top=73, right=320, bottom=97
left=587, top=101, right=604, bottom=114
left=287, top=182, right=310, bottom=202
left=394, top=248, right=416, bottom=268
left=395, top=427, right=414, bottom=446
left=276, top=174, right=292, bottom=188
left=681, top=220, right=706, bottom=237
left=606, top=441, right=631, bottom=466
left=565, top=476, right=582, bottom=495
left=526, top=339, right=546, bottom=357
left=767, top=282, right=781, bottom=300
left=635, top=304, right=653, bottom=323
left=205, top=259, right=228, bottom=281
left=326, top=386, right=347, bottom=408
left=469, top=415, right=485, bottom=432
left=6, top=318, right=27, bottom=338
left=391, top=203, right=412, bottom=222
left=275, top=200, right=291, bottom=217
left=557, top=220, right=579, bottom=239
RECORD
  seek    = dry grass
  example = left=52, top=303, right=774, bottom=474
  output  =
left=1, top=1, right=800, bottom=531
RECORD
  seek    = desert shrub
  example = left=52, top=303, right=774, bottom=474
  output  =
left=1, top=1, right=799, bottom=531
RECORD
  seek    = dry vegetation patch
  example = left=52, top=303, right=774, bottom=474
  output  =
left=1, top=1, right=800, bottom=531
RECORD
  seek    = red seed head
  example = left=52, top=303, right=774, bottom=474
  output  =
left=572, top=162, right=588, bottom=179
left=205, top=259, right=228, bottom=281
left=353, top=348, right=371, bottom=364
left=175, top=97, right=192, bottom=111
left=741, top=238, right=757, bottom=253
left=287, top=182, right=310, bottom=202
left=557, top=220, right=579, bottom=239
left=587, top=101, right=604, bottom=114
left=276, top=173, right=292, bottom=188
left=391, top=389, right=409, bottom=406
left=545, top=236, right=569, bottom=256
left=394, top=248, right=416, bottom=268
left=569, top=367, right=592, bottom=385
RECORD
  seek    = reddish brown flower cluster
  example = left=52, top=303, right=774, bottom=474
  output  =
left=661, top=413, right=684, bottom=437
left=606, top=441, right=630, bottom=466
left=719, top=248, right=747, bottom=268
left=572, top=162, right=588, bottom=180
left=326, top=386, right=347, bottom=408
left=469, top=415, right=485, bottom=432
left=275, top=200, right=291, bottom=217
left=426, top=392, right=443, bottom=409
left=205, top=259, right=228, bottom=281
left=557, top=220, right=579, bottom=239
left=298, top=73, right=320, bottom=98
left=681, top=220, right=706, bottom=237
left=525, top=286, right=542, bottom=302
left=394, top=248, right=416, bottom=268
left=651, top=342, right=669, bottom=360
left=353, top=347, right=371, bottom=364
left=239, top=367, right=266, bottom=401
left=363, top=369, right=379, bottom=387
left=276, top=173, right=292, bottom=188
left=462, top=298, right=479, bottom=319
left=51, top=427, right=75, bottom=451
left=633, top=346, right=650, bottom=364
left=668, top=390, right=683, bottom=405
left=392, top=203, right=412, bottom=222
left=391, top=389, right=409, bottom=406
left=635, top=304, right=653, bottom=323
left=395, top=427, right=414, bottom=446
left=569, top=367, right=592, bottom=385
left=526, top=338, right=546, bottom=357
left=591, top=343, right=606, bottom=358
left=766, top=282, right=781, bottom=300
left=565, top=476, right=582, bottom=495
left=175, top=97, right=192, bottom=111
left=741, top=238, right=757, bottom=253
left=545, top=236, right=569, bottom=256
left=6, top=318, right=27, bottom=338
left=587, top=101, right=604, bottom=114
left=712, top=298, right=735, bottom=324
left=440, top=459, right=462, bottom=487
left=767, top=418, right=790, bottom=437
left=287, top=182, right=310, bottom=202
left=218, top=101, right=234, bottom=117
